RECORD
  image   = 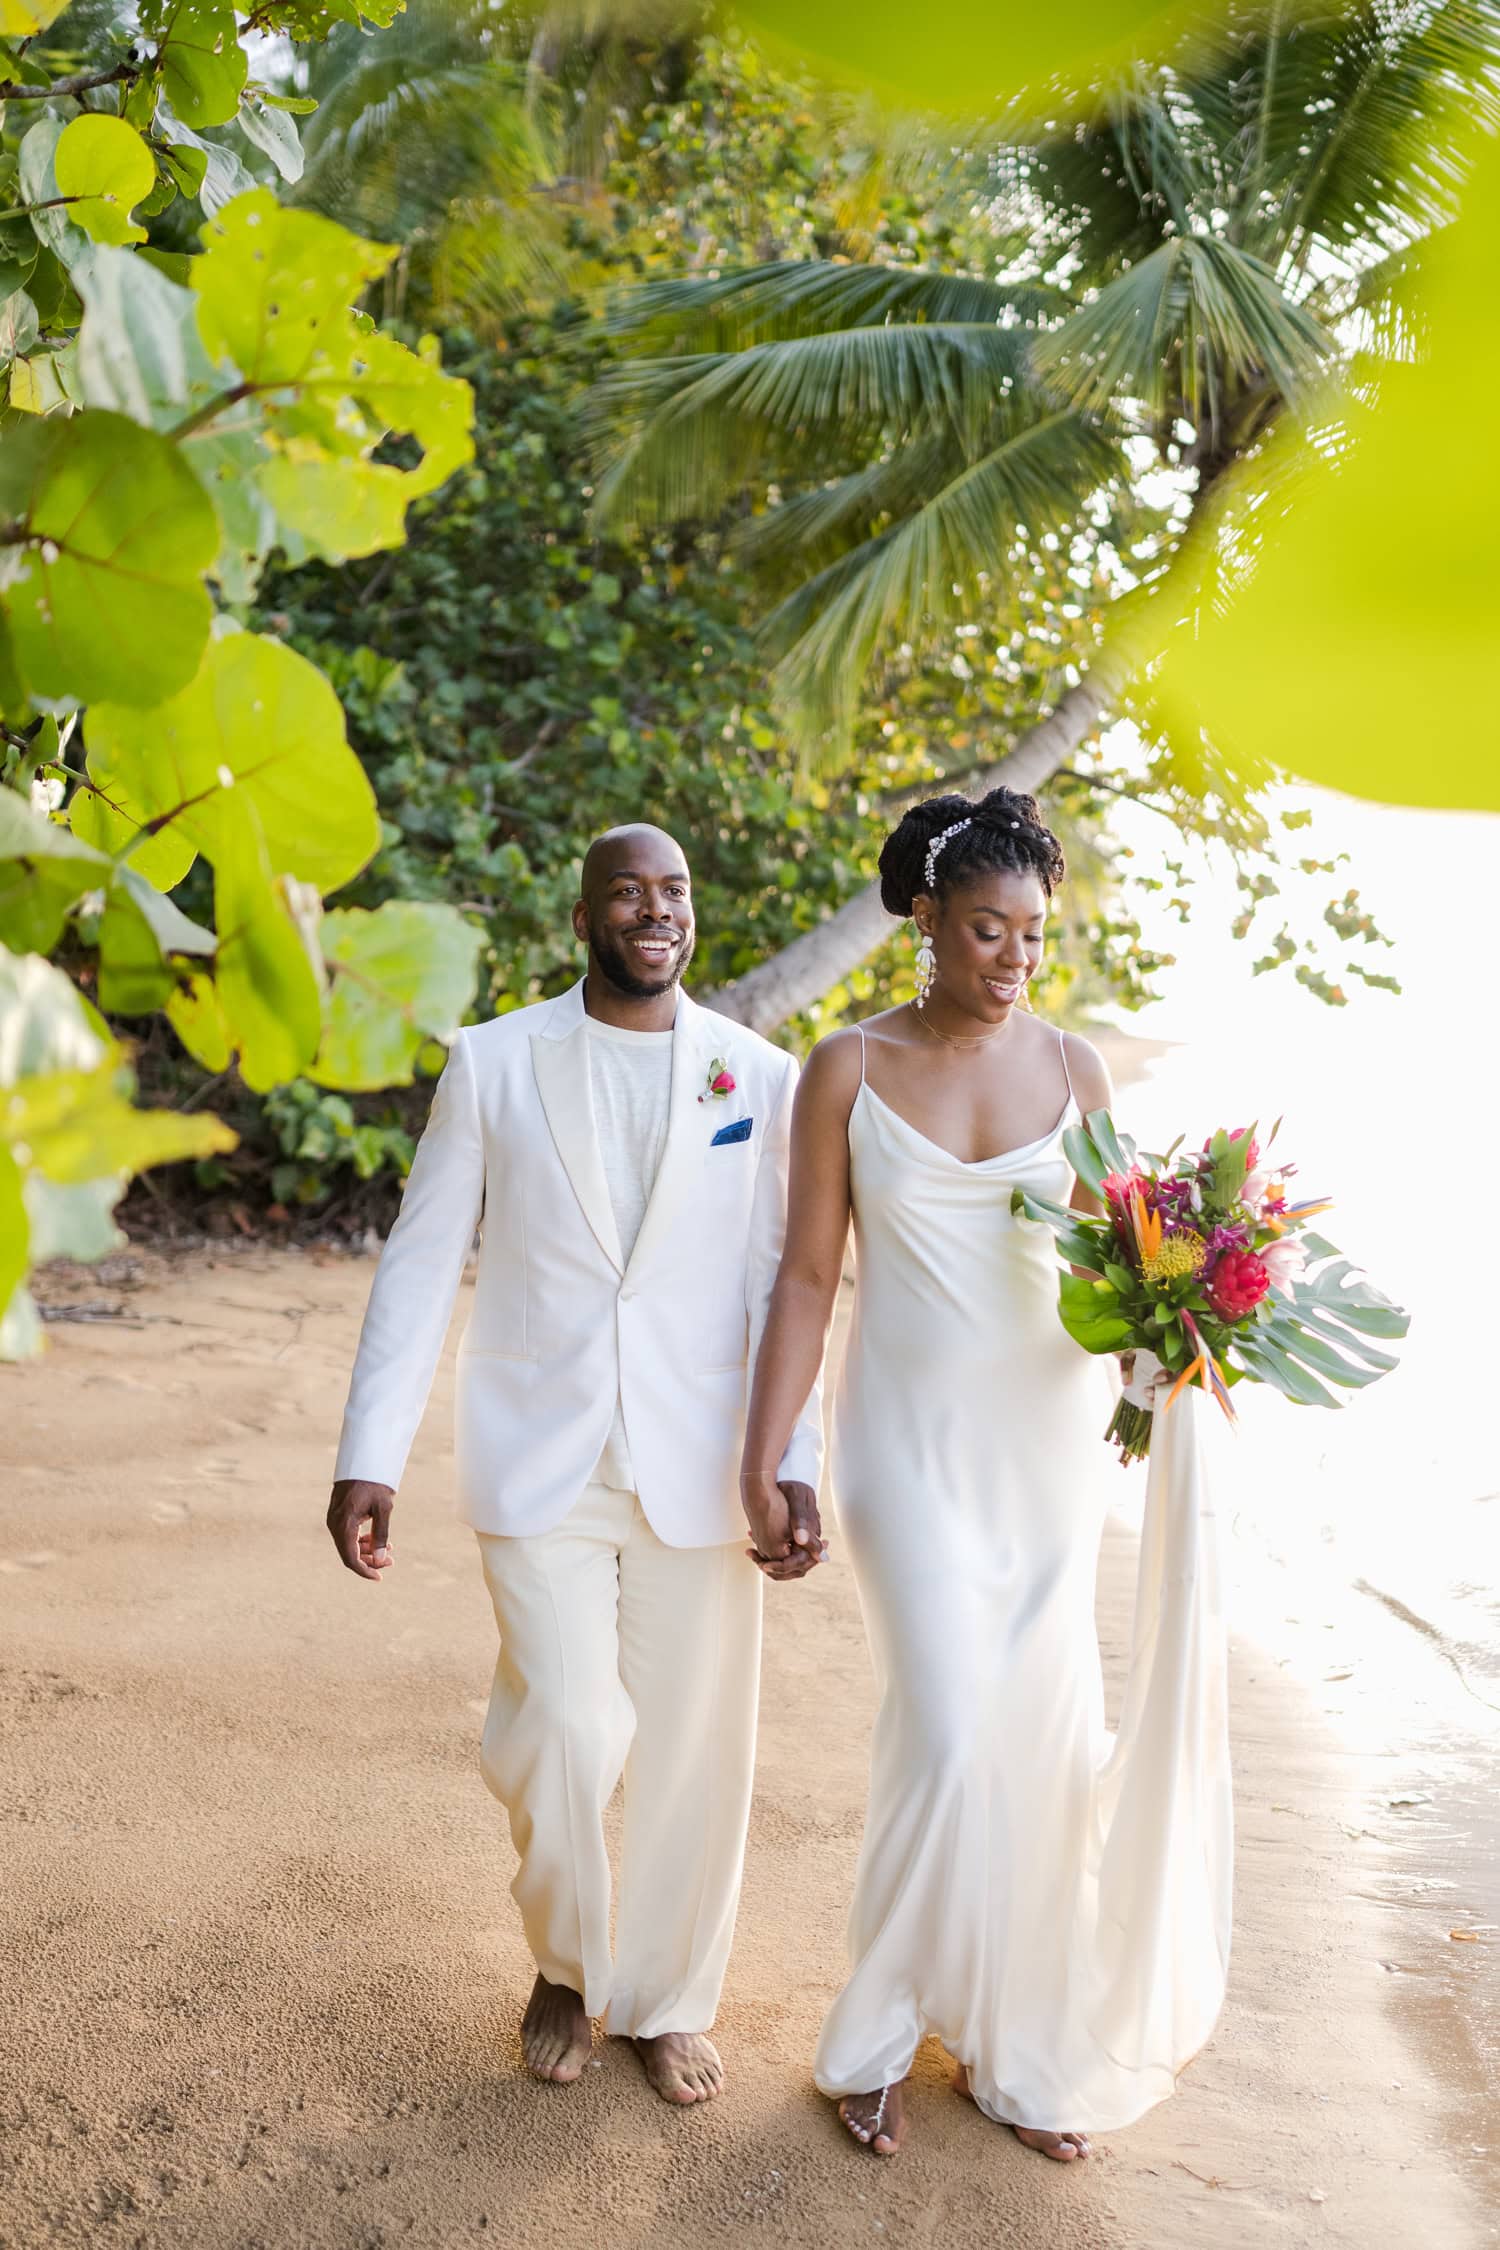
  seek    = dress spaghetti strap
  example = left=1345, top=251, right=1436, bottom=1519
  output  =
left=857, top=1024, right=868, bottom=1086
left=1056, top=1024, right=1075, bottom=1107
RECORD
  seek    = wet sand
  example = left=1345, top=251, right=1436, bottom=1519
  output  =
left=2, top=1237, right=1493, bottom=2250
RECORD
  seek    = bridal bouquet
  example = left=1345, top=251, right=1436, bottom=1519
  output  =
left=1011, top=1114, right=1408, bottom=1462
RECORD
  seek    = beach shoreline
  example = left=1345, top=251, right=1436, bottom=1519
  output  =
left=1, top=1239, right=1492, bottom=2249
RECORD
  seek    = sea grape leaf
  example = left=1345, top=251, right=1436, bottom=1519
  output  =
left=236, top=95, right=305, bottom=183
left=156, top=1, right=248, bottom=130
left=17, top=114, right=93, bottom=271
left=85, top=632, right=380, bottom=892
left=73, top=245, right=275, bottom=597
left=165, top=968, right=232, bottom=1073
left=311, top=901, right=484, bottom=1090
left=0, top=0, right=74, bottom=32
left=0, top=1138, right=26, bottom=1332
left=211, top=821, right=322, bottom=1091
left=0, top=783, right=113, bottom=953
left=0, top=289, right=39, bottom=365
left=53, top=115, right=156, bottom=248
left=0, top=410, right=216, bottom=705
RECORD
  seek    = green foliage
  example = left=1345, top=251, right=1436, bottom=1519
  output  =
left=0, top=0, right=488, bottom=1351
left=258, top=308, right=1153, bottom=1047
left=592, top=2, right=1495, bottom=804
left=0, top=940, right=234, bottom=1355
left=260, top=1077, right=415, bottom=1208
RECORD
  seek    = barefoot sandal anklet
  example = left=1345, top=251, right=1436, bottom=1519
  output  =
left=846, top=2086, right=890, bottom=2143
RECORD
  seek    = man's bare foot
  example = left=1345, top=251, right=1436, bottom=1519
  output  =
left=521, top=1973, right=593, bottom=2083
left=837, top=2081, right=907, bottom=2156
left=632, top=2031, right=723, bottom=2105
left=954, top=2064, right=1089, bottom=2161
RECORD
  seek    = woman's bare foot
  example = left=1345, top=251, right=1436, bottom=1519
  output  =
left=632, top=2031, right=723, bottom=2104
left=521, top=1973, right=593, bottom=2083
left=837, top=2081, right=907, bottom=2156
left=953, top=2064, right=1089, bottom=2161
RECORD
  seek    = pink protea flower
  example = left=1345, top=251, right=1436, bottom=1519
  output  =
left=1206, top=1247, right=1271, bottom=1321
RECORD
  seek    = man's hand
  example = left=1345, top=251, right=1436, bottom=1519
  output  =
left=740, top=1473, right=826, bottom=1583
left=327, top=1479, right=396, bottom=1582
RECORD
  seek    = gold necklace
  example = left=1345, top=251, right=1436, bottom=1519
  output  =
left=908, top=999, right=1013, bottom=1051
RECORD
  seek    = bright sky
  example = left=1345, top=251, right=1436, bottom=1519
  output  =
left=1100, top=779, right=1500, bottom=1716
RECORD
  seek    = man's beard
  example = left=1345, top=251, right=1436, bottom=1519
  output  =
left=589, top=918, right=695, bottom=1000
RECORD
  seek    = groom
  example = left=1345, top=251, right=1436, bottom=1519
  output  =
left=327, top=824, right=823, bottom=2104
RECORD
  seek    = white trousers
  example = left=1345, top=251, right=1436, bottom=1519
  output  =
left=475, top=1484, right=762, bottom=2038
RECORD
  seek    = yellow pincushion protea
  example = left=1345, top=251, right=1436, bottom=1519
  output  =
left=1140, top=1230, right=1208, bottom=1286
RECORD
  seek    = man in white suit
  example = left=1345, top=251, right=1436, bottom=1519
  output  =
left=327, top=824, right=823, bottom=2105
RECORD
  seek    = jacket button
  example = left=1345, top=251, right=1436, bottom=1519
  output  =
left=620, top=1288, right=635, bottom=1303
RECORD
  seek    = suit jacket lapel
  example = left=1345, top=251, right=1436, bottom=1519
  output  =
left=530, top=985, right=624, bottom=1275
left=622, top=989, right=710, bottom=1283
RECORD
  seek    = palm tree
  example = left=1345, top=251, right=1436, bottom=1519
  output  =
left=291, top=1, right=706, bottom=327
left=592, top=0, right=1496, bottom=1032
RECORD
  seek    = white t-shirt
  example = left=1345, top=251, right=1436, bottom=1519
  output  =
left=585, top=1015, right=674, bottom=1490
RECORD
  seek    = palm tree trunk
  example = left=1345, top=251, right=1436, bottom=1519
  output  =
left=712, top=669, right=1119, bottom=1033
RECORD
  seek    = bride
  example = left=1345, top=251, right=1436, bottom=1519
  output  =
left=739, top=786, right=1231, bottom=2161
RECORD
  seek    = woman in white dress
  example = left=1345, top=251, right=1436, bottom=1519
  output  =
left=740, top=787, right=1231, bottom=2161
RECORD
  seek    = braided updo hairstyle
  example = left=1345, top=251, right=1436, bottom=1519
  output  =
left=877, top=785, right=1066, bottom=917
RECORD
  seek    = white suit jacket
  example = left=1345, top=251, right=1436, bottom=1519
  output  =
left=333, top=979, right=823, bottom=1546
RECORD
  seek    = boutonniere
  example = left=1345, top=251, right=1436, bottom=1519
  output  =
left=698, top=1056, right=736, bottom=1104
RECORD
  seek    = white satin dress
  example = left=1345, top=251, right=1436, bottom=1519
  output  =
left=814, top=1027, right=1232, bottom=2133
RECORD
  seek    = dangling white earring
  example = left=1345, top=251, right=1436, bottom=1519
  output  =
left=913, top=922, right=936, bottom=1006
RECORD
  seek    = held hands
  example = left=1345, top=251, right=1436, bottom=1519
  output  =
left=740, top=1473, right=826, bottom=1584
left=1118, top=1348, right=1173, bottom=1411
left=327, top=1478, right=396, bottom=1582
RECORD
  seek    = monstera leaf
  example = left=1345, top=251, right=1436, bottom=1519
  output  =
left=312, top=902, right=484, bottom=1090
left=0, top=411, right=216, bottom=705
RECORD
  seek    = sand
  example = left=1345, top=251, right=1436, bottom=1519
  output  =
left=2, top=1241, right=1493, bottom=2250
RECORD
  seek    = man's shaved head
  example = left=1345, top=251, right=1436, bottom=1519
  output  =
left=573, top=824, right=695, bottom=1003
left=580, top=824, right=690, bottom=906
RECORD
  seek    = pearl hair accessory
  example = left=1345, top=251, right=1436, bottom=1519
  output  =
left=923, top=817, right=972, bottom=894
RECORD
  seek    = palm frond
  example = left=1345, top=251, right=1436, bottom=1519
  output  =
left=1266, top=0, right=1500, bottom=263
left=1034, top=233, right=1332, bottom=441
left=759, top=409, right=1127, bottom=755
left=606, top=258, right=1066, bottom=351
left=730, top=433, right=966, bottom=583
left=591, top=321, right=1034, bottom=531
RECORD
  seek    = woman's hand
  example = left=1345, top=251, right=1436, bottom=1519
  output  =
left=1118, top=1347, right=1171, bottom=1410
left=740, top=1472, right=826, bottom=1583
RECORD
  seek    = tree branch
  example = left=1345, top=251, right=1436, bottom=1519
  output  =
left=0, top=63, right=136, bottom=102
left=710, top=666, right=1126, bottom=1033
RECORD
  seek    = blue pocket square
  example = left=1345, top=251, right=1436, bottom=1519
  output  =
left=711, top=1115, right=753, bottom=1147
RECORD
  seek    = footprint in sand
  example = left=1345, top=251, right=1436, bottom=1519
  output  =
left=150, top=1500, right=191, bottom=1526
left=0, top=1551, right=61, bottom=1573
